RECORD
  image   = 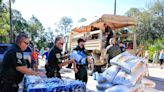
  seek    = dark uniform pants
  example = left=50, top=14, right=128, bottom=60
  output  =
left=45, top=65, right=61, bottom=79
left=75, top=65, right=88, bottom=83
left=0, top=78, right=19, bottom=92
left=160, top=59, right=164, bottom=65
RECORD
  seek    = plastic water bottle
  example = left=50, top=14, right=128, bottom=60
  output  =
left=93, top=72, right=96, bottom=80
left=93, top=72, right=99, bottom=80
left=95, top=72, right=99, bottom=80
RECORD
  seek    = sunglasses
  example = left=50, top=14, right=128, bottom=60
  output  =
left=59, top=42, right=64, bottom=45
left=23, top=41, right=29, bottom=45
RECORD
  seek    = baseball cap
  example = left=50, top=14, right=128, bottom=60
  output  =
left=77, top=38, right=86, bottom=43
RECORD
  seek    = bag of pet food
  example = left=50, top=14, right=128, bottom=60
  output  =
left=102, top=65, right=120, bottom=82
left=113, top=66, right=146, bottom=86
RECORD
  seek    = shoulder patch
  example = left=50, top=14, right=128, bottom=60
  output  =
left=56, top=53, right=60, bottom=59
left=16, top=52, right=23, bottom=59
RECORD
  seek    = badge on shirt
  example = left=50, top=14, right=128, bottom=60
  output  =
left=56, top=53, right=60, bottom=59
left=58, top=59, right=62, bottom=63
left=17, top=59, right=22, bottom=64
left=16, top=52, right=22, bottom=59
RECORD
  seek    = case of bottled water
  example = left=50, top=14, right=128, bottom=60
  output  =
left=24, top=75, right=86, bottom=92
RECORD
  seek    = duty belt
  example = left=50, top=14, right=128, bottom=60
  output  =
left=0, top=77, right=18, bottom=91
left=1, top=77, right=15, bottom=83
left=77, top=64, right=86, bottom=69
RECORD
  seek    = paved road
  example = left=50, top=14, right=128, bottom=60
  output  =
left=146, top=64, right=164, bottom=92
left=60, top=63, right=164, bottom=92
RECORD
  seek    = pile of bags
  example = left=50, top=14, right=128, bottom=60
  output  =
left=24, top=75, right=86, bottom=92
left=96, top=52, right=155, bottom=92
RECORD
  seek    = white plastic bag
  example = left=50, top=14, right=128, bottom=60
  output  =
left=70, top=50, right=83, bottom=62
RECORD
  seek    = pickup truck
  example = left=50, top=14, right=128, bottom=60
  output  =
left=0, top=44, right=32, bottom=72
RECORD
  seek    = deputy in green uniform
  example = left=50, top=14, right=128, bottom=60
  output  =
left=45, top=36, right=77, bottom=78
left=73, top=38, right=88, bottom=83
left=104, top=38, right=121, bottom=67
left=0, top=33, right=45, bottom=92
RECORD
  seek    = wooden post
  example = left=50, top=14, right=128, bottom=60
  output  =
left=99, top=30, right=103, bottom=50
left=133, top=33, right=137, bottom=49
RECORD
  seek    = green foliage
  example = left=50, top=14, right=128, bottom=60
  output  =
left=125, top=8, right=141, bottom=18
left=36, top=36, right=47, bottom=50
left=44, top=28, right=55, bottom=42
left=125, top=1, right=164, bottom=62
left=125, top=0, right=164, bottom=48
left=78, top=18, right=87, bottom=23
left=57, top=16, right=73, bottom=35
left=149, top=0, right=164, bottom=17
left=0, top=3, right=10, bottom=43
left=147, top=37, right=164, bottom=60
left=148, top=46, right=156, bottom=61
left=0, top=0, right=2, bottom=4
left=12, top=9, right=28, bottom=34
left=27, top=15, right=45, bottom=48
left=0, top=2, right=47, bottom=48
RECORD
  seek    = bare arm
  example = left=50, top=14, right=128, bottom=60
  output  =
left=103, top=46, right=110, bottom=60
left=58, top=59, right=74, bottom=68
left=16, top=66, right=45, bottom=76
left=58, top=58, right=78, bottom=73
left=61, top=53, right=70, bottom=60
left=72, top=61, right=78, bottom=73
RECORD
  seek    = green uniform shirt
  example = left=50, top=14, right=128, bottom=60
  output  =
left=107, top=44, right=121, bottom=58
left=1, top=44, right=26, bottom=83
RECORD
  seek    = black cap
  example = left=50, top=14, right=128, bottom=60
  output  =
left=77, top=38, right=85, bottom=43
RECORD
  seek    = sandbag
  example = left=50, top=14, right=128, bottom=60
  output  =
left=113, top=66, right=146, bottom=86
left=110, top=52, right=137, bottom=66
left=97, top=76, right=108, bottom=84
left=110, top=52, right=145, bottom=74
left=102, top=65, right=120, bottom=82
left=119, top=58, right=144, bottom=74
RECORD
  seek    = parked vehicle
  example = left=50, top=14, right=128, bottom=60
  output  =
left=0, top=44, right=32, bottom=72
left=23, top=45, right=32, bottom=68
left=0, top=44, right=11, bottom=72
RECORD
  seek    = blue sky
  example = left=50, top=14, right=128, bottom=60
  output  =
left=10, top=0, right=155, bottom=29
